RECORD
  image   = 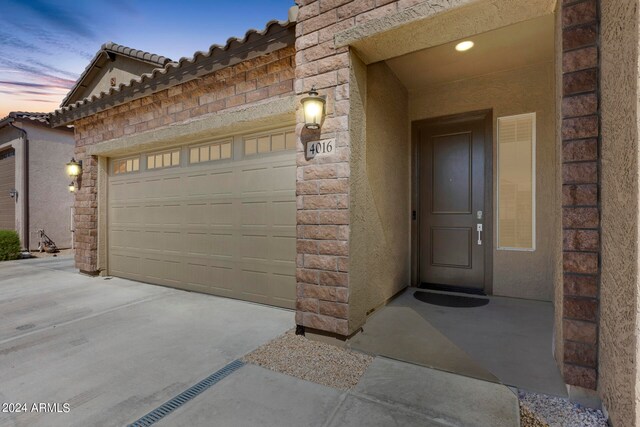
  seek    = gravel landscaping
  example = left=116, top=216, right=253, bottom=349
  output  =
left=243, top=329, right=373, bottom=390
left=519, top=390, right=608, bottom=427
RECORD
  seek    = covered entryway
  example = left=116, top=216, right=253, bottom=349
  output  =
left=107, top=128, right=297, bottom=308
left=344, top=0, right=561, bottom=397
left=0, top=148, right=15, bottom=230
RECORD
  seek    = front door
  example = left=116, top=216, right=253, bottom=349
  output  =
left=418, top=115, right=487, bottom=292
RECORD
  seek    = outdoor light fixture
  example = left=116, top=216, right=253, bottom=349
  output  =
left=68, top=183, right=76, bottom=193
left=65, top=158, right=82, bottom=178
left=455, top=40, right=474, bottom=52
left=301, top=86, right=326, bottom=130
left=8, top=188, right=17, bottom=198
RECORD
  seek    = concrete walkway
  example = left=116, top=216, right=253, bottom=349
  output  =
left=157, top=358, right=519, bottom=427
left=0, top=256, right=519, bottom=427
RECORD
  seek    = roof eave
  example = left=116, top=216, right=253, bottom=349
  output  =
left=51, top=21, right=295, bottom=128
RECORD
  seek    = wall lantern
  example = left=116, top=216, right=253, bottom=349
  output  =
left=66, top=158, right=82, bottom=178
left=68, top=183, right=76, bottom=193
left=301, top=86, right=326, bottom=130
left=8, top=188, right=17, bottom=199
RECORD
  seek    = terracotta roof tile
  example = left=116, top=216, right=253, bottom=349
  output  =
left=52, top=6, right=297, bottom=124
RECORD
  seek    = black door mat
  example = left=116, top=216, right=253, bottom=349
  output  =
left=419, top=282, right=486, bottom=296
left=414, top=291, right=489, bottom=308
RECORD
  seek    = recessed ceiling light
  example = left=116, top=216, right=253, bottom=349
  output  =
left=455, top=41, right=474, bottom=52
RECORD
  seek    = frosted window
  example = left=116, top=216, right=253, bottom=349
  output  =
left=497, top=113, right=535, bottom=250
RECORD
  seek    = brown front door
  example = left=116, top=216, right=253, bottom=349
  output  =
left=418, top=115, right=487, bottom=292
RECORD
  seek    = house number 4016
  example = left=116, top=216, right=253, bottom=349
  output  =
left=306, top=138, right=335, bottom=159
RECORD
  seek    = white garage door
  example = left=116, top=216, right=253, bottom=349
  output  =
left=107, top=129, right=297, bottom=308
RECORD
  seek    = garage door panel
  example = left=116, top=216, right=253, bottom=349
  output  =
left=108, top=137, right=296, bottom=309
left=240, top=167, right=270, bottom=194
left=270, top=273, right=296, bottom=303
left=210, top=202, right=235, bottom=226
left=185, top=203, right=209, bottom=225
left=241, top=201, right=268, bottom=226
left=272, top=200, right=296, bottom=226
left=270, top=236, right=296, bottom=262
left=272, top=164, right=296, bottom=192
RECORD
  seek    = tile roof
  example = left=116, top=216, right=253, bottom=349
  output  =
left=51, top=6, right=297, bottom=127
left=59, top=42, right=174, bottom=108
left=0, top=111, right=51, bottom=125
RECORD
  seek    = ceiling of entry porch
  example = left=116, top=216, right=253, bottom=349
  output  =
left=384, top=14, right=555, bottom=91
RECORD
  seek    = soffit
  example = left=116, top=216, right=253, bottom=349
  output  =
left=385, top=14, right=555, bottom=91
left=337, top=0, right=557, bottom=65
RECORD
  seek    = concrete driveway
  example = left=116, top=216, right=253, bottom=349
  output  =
left=0, top=256, right=292, bottom=427
left=0, top=256, right=519, bottom=427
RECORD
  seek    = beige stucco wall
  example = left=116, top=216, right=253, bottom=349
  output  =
left=553, top=0, right=564, bottom=370
left=0, top=123, right=74, bottom=249
left=81, top=56, right=159, bottom=101
left=25, top=123, right=75, bottom=249
left=410, top=61, right=557, bottom=301
left=599, top=0, right=640, bottom=425
left=349, top=55, right=411, bottom=330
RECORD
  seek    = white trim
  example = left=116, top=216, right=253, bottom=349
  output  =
left=496, top=112, right=536, bottom=252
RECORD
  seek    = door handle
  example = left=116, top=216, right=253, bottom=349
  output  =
left=477, top=224, right=483, bottom=246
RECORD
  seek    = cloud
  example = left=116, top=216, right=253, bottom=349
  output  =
left=0, top=80, right=70, bottom=90
left=28, top=59, right=79, bottom=80
left=0, top=31, right=46, bottom=55
left=0, top=58, right=77, bottom=88
left=12, top=0, right=96, bottom=40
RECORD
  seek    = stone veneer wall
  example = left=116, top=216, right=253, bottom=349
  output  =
left=294, top=0, right=431, bottom=336
left=72, top=46, right=295, bottom=273
left=560, top=0, right=601, bottom=390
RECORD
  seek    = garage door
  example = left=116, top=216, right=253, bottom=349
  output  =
left=107, top=129, right=297, bottom=308
left=0, top=149, right=15, bottom=230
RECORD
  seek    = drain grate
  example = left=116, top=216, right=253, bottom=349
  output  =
left=127, top=359, right=245, bottom=427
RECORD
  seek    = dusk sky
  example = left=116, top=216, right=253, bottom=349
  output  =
left=0, top=0, right=294, bottom=118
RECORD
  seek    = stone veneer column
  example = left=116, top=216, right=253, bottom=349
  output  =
left=561, top=0, right=601, bottom=389
left=73, top=141, right=99, bottom=274
left=294, top=0, right=370, bottom=336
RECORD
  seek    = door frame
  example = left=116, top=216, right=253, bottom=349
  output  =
left=411, top=109, right=494, bottom=294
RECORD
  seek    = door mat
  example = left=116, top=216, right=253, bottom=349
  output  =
left=414, top=291, right=489, bottom=308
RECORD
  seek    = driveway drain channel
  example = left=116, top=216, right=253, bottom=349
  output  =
left=127, top=359, right=245, bottom=426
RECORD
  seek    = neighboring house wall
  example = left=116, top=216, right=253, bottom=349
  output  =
left=409, top=61, right=557, bottom=301
left=0, top=122, right=74, bottom=249
left=80, top=56, right=162, bottom=102
left=72, top=45, right=295, bottom=273
left=25, top=123, right=75, bottom=249
left=599, top=0, right=640, bottom=425
left=0, top=127, right=26, bottom=247
left=0, top=149, right=15, bottom=229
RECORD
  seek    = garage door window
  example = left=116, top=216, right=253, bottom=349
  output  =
left=244, top=130, right=296, bottom=156
left=113, top=157, right=140, bottom=175
left=147, top=149, right=180, bottom=170
left=189, top=140, right=232, bottom=164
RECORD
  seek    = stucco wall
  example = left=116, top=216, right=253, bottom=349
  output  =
left=349, top=58, right=410, bottom=329
left=25, top=123, right=75, bottom=249
left=599, top=0, right=640, bottom=425
left=0, top=123, right=74, bottom=249
left=553, top=0, right=564, bottom=373
left=410, top=61, right=557, bottom=301
left=81, top=56, right=159, bottom=102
